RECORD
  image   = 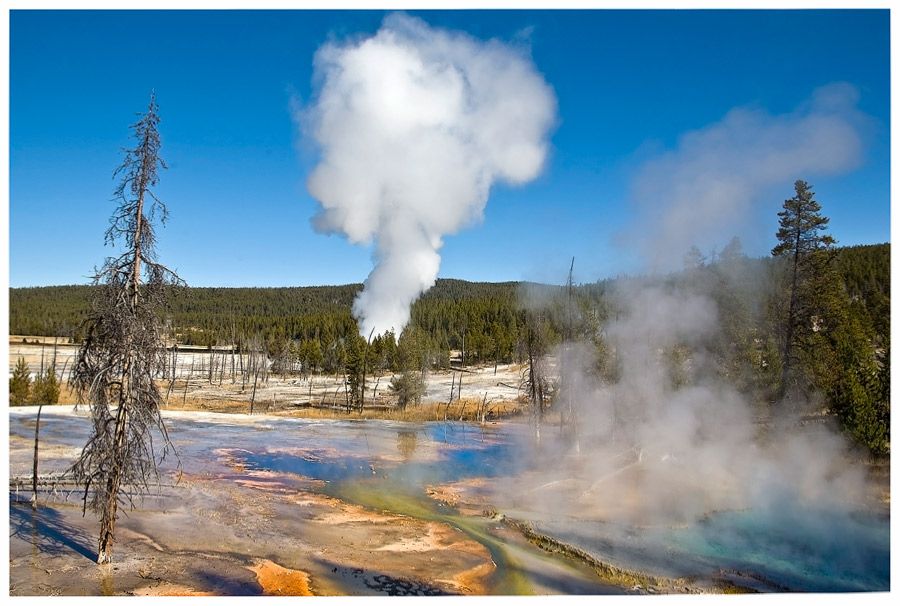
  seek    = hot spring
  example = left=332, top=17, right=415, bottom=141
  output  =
left=9, top=408, right=889, bottom=594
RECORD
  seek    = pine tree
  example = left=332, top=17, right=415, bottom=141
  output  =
left=344, top=335, right=366, bottom=411
left=683, top=245, right=706, bottom=270
left=30, top=365, right=61, bottom=405
left=10, top=357, right=32, bottom=406
left=719, top=236, right=745, bottom=265
left=826, top=309, right=888, bottom=454
left=390, top=328, right=426, bottom=410
left=771, top=179, right=836, bottom=401
left=389, top=371, right=425, bottom=410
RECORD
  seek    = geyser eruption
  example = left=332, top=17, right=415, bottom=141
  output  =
left=305, top=14, right=557, bottom=337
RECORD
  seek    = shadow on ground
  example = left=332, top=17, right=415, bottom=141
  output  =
left=9, top=499, right=96, bottom=561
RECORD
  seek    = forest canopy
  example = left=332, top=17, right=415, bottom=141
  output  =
left=10, top=244, right=888, bottom=362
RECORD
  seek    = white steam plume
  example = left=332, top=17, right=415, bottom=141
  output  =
left=627, top=82, right=866, bottom=270
left=304, top=14, right=557, bottom=337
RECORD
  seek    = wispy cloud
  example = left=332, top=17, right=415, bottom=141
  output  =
left=625, top=82, right=867, bottom=270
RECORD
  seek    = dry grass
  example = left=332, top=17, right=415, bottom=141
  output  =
left=58, top=383, right=79, bottom=404
left=276, top=398, right=523, bottom=423
left=163, top=396, right=252, bottom=414
left=30, top=375, right=525, bottom=423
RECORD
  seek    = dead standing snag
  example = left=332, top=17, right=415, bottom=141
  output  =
left=69, top=93, right=184, bottom=564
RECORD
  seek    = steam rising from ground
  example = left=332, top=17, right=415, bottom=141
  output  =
left=553, top=281, right=865, bottom=521
left=304, top=14, right=556, bottom=337
left=627, top=82, right=866, bottom=270
left=507, top=276, right=876, bottom=586
left=505, top=84, right=880, bottom=585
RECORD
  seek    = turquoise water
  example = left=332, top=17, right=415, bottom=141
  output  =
left=532, top=502, right=889, bottom=592
left=668, top=507, right=890, bottom=591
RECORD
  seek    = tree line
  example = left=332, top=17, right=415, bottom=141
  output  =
left=12, top=240, right=889, bottom=455
left=11, top=245, right=887, bottom=372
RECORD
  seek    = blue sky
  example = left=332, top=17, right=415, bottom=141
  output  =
left=9, top=9, right=890, bottom=287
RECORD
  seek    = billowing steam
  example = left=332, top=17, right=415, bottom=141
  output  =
left=504, top=84, right=883, bottom=587
left=304, top=13, right=557, bottom=337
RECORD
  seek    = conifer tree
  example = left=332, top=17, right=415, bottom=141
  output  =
left=30, top=365, right=60, bottom=405
left=344, top=335, right=366, bottom=411
left=771, top=179, right=836, bottom=401
left=390, top=328, right=426, bottom=409
left=10, top=357, right=32, bottom=406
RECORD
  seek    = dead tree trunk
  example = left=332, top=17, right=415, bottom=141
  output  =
left=183, top=358, right=194, bottom=406
left=459, top=334, right=465, bottom=402
left=97, top=397, right=128, bottom=563
left=239, top=346, right=246, bottom=390
left=525, top=326, right=545, bottom=445
left=250, top=367, right=259, bottom=415
left=59, top=359, right=70, bottom=392
left=445, top=372, right=456, bottom=421
left=31, top=404, right=43, bottom=510
left=372, top=376, right=381, bottom=404
left=165, top=346, right=178, bottom=405
left=344, top=379, right=351, bottom=414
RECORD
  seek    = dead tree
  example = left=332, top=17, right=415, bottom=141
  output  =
left=230, top=321, right=237, bottom=383
left=477, top=392, right=490, bottom=425
left=183, top=357, right=194, bottom=405
left=559, top=257, right=581, bottom=452
left=165, top=344, right=178, bottom=404
left=250, top=364, right=260, bottom=414
left=239, top=338, right=247, bottom=390
left=444, top=373, right=456, bottom=421
left=68, top=93, right=183, bottom=564
left=32, top=404, right=43, bottom=510
left=360, top=327, right=375, bottom=413
left=522, top=311, right=552, bottom=444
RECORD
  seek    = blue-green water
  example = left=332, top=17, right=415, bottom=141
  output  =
left=668, top=507, right=890, bottom=591
left=241, top=420, right=526, bottom=487
left=229, top=419, right=890, bottom=593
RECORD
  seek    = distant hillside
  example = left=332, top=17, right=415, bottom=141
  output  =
left=10, top=242, right=889, bottom=353
left=9, top=279, right=527, bottom=359
left=833, top=243, right=890, bottom=339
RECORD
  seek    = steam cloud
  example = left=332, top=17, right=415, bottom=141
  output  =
left=305, top=14, right=557, bottom=337
left=505, top=275, right=877, bottom=586
left=627, top=82, right=866, bottom=269
left=503, top=84, right=882, bottom=587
